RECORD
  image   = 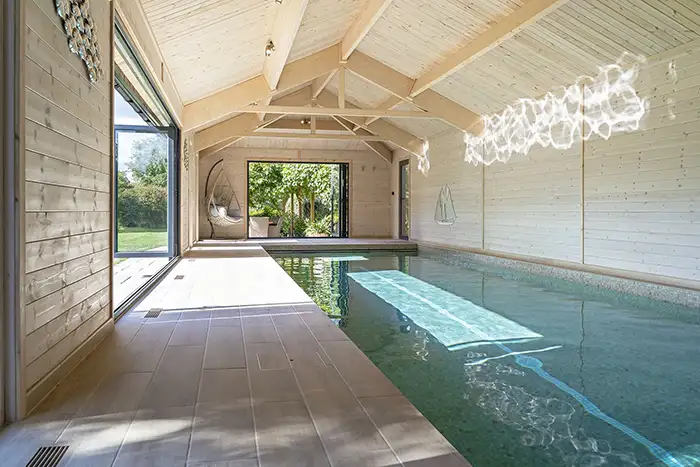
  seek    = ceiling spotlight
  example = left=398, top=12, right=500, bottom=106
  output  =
left=301, top=118, right=311, bottom=125
left=265, top=41, right=275, bottom=56
left=275, top=0, right=283, bottom=3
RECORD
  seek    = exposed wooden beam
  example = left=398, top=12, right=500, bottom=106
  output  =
left=333, top=117, right=393, bottom=163
left=316, top=90, right=424, bottom=156
left=263, top=0, right=310, bottom=91
left=266, top=119, right=346, bottom=132
left=362, top=95, right=403, bottom=127
left=195, top=88, right=313, bottom=151
left=257, top=95, right=272, bottom=122
left=312, top=70, right=337, bottom=98
left=341, top=0, right=393, bottom=59
left=410, top=0, right=569, bottom=96
left=200, top=138, right=244, bottom=159
left=225, top=105, right=436, bottom=119
left=240, top=132, right=387, bottom=141
left=338, top=66, right=346, bottom=108
left=345, top=52, right=482, bottom=133
left=184, top=45, right=339, bottom=131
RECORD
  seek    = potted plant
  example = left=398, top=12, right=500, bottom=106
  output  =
left=249, top=208, right=269, bottom=238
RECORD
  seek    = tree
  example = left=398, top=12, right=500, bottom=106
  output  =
left=127, top=134, right=168, bottom=187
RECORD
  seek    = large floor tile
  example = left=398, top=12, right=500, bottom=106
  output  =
left=241, top=315, right=280, bottom=343
left=321, top=341, right=401, bottom=398
left=113, top=405, right=195, bottom=467
left=169, top=320, right=209, bottom=346
left=188, top=402, right=257, bottom=463
left=245, top=342, right=290, bottom=370
left=255, top=400, right=330, bottom=467
left=204, top=326, right=246, bottom=369
left=58, top=412, right=136, bottom=466
left=198, top=369, right=250, bottom=407
left=248, top=369, right=302, bottom=403
left=139, top=346, right=205, bottom=409
left=301, top=312, right=350, bottom=342
left=78, top=372, right=153, bottom=417
left=360, top=395, right=471, bottom=467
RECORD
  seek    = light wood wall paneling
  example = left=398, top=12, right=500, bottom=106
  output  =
left=409, top=130, right=484, bottom=250
left=23, top=0, right=113, bottom=400
left=198, top=148, right=392, bottom=239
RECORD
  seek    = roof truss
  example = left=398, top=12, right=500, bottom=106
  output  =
left=263, top=0, right=311, bottom=91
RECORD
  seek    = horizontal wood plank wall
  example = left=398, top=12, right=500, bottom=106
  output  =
left=409, top=130, right=483, bottom=249
left=24, top=0, right=112, bottom=392
left=485, top=144, right=581, bottom=263
left=584, top=43, right=700, bottom=282
left=198, top=148, right=392, bottom=239
left=408, top=41, right=700, bottom=288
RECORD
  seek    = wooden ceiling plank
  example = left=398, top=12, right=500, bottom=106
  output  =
left=184, top=45, right=339, bottom=131
left=263, top=0, right=311, bottom=91
left=410, top=0, right=571, bottom=96
left=340, top=0, right=394, bottom=59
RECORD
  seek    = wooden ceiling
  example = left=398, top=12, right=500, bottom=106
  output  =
left=136, top=0, right=700, bottom=157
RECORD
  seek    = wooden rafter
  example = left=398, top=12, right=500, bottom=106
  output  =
left=312, top=70, right=338, bottom=98
left=410, top=0, right=570, bottom=96
left=345, top=52, right=483, bottom=133
left=184, top=45, right=339, bottom=131
left=362, top=95, right=403, bottom=128
left=341, top=0, right=394, bottom=59
left=316, top=90, right=424, bottom=156
left=213, top=105, right=436, bottom=119
left=263, top=0, right=311, bottom=91
left=333, top=116, right=393, bottom=163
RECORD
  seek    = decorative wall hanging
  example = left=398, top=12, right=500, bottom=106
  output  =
left=54, top=0, right=104, bottom=83
left=434, top=185, right=456, bottom=226
left=182, top=135, right=192, bottom=171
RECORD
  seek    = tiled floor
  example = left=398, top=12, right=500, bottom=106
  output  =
left=0, top=246, right=469, bottom=466
left=113, top=256, right=170, bottom=308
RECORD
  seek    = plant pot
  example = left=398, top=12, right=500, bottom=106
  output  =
left=249, top=217, right=269, bottom=238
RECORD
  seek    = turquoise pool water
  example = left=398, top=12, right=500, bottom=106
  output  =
left=274, top=252, right=700, bottom=467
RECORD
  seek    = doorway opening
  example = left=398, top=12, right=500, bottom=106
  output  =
left=113, top=17, right=179, bottom=313
left=399, top=159, right=410, bottom=240
left=246, top=161, right=349, bottom=239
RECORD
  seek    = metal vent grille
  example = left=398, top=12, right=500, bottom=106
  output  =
left=174, top=275, right=185, bottom=280
left=145, top=308, right=163, bottom=318
left=26, top=445, right=69, bottom=467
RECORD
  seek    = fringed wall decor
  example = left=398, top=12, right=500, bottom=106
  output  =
left=54, top=0, right=104, bottom=82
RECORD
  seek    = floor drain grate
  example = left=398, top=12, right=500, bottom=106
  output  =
left=174, top=275, right=185, bottom=280
left=145, top=308, right=163, bottom=318
left=26, top=445, right=69, bottom=467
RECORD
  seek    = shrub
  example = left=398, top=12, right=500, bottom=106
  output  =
left=281, top=214, right=307, bottom=237
left=305, top=217, right=331, bottom=237
left=118, top=184, right=168, bottom=229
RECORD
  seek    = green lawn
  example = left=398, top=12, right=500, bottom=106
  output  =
left=118, top=228, right=168, bottom=252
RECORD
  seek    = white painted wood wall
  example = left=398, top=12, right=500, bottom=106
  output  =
left=407, top=40, right=700, bottom=286
left=23, top=0, right=113, bottom=393
left=198, top=148, right=392, bottom=239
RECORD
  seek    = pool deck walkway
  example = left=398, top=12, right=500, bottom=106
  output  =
left=0, top=245, right=469, bottom=466
left=196, top=237, right=419, bottom=253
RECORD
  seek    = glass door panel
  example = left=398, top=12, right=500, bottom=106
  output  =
left=115, top=125, right=175, bottom=258
left=399, top=159, right=410, bottom=239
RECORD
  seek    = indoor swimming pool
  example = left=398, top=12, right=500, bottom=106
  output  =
left=274, top=252, right=700, bottom=467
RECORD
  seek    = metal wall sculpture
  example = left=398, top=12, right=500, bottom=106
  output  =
left=54, top=0, right=104, bottom=82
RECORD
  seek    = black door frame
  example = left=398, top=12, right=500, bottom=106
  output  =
left=113, top=124, right=179, bottom=259
left=246, top=161, right=349, bottom=239
left=398, top=159, right=410, bottom=240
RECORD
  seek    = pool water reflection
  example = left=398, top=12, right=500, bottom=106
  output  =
left=275, top=253, right=700, bottom=467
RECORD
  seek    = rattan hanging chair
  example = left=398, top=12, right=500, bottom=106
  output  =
left=205, top=159, right=243, bottom=238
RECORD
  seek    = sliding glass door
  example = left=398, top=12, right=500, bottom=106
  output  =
left=114, top=125, right=177, bottom=258
left=113, top=16, right=179, bottom=312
